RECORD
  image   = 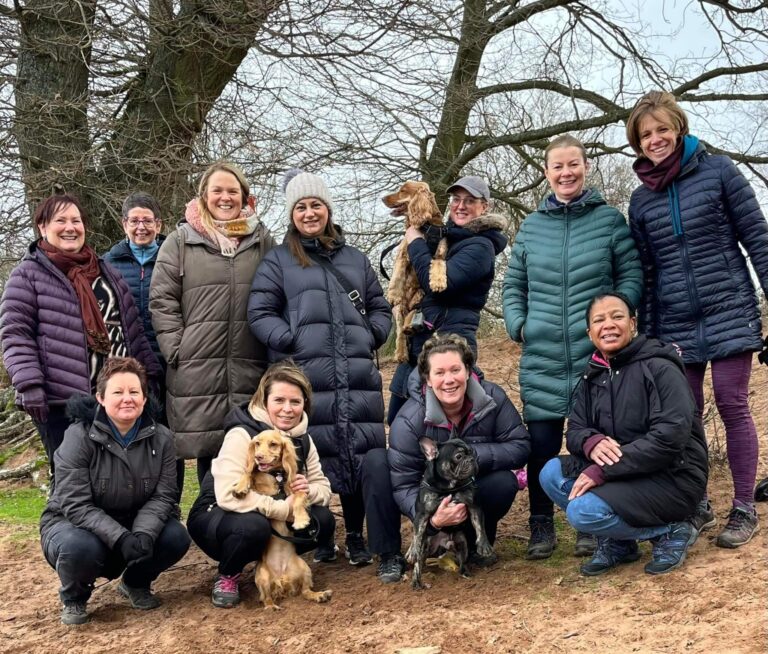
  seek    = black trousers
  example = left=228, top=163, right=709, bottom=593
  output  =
left=187, top=504, right=335, bottom=577
left=33, top=405, right=71, bottom=477
left=526, top=418, right=566, bottom=518
left=358, top=448, right=404, bottom=556
left=472, top=470, right=519, bottom=544
left=41, top=518, right=191, bottom=603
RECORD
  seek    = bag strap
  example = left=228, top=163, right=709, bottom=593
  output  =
left=308, top=252, right=373, bottom=332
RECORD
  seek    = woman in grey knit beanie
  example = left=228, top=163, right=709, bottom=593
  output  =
left=248, top=169, right=404, bottom=581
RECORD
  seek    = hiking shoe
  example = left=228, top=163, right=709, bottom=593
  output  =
left=345, top=532, right=373, bottom=566
left=645, top=522, right=697, bottom=575
left=211, top=573, right=241, bottom=608
left=313, top=543, right=339, bottom=563
left=377, top=553, right=406, bottom=584
left=573, top=531, right=598, bottom=557
left=715, top=506, right=759, bottom=549
left=526, top=515, right=557, bottom=560
left=468, top=550, right=499, bottom=568
left=755, top=477, right=768, bottom=503
left=580, top=538, right=640, bottom=576
left=61, top=601, right=89, bottom=625
left=117, top=580, right=161, bottom=610
left=689, top=499, right=716, bottom=539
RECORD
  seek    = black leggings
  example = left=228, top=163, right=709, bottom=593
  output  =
left=187, top=504, right=335, bottom=576
left=526, top=418, right=566, bottom=517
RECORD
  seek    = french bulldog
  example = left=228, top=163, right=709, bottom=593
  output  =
left=405, top=437, right=494, bottom=590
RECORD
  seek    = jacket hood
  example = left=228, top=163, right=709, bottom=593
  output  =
left=587, top=335, right=685, bottom=379
left=446, top=213, right=508, bottom=254
left=222, top=401, right=269, bottom=434
left=536, top=187, right=606, bottom=215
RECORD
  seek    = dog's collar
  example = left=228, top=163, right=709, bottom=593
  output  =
left=269, top=469, right=288, bottom=500
left=420, top=476, right=475, bottom=495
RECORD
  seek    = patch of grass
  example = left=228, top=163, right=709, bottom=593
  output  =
left=179, top=461, right=200, bottom=517
left=0, top=486, right=47, bottom=526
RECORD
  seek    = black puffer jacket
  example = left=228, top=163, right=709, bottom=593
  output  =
left=40, top=396, right=178, bottom=547
left=629, top=138, right=768, bottom=363
left=247, top=235, right=392, bottom=495
left=388, top=373, right=530, bottom=520
left=563, top=336, right=708, bottom=527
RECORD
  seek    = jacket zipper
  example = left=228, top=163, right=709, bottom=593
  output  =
left=561, top=208, right=572, bottom=404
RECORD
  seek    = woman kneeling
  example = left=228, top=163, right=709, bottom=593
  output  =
left=40, top=357, right=190, bottom=625
left=540, top=293, right=708, bottom=576
left=187, top=361, right=334, bottom=608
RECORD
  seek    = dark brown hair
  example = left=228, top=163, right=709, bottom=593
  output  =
left=95, top=357, right=148, bottom=398
left=33, top=194, right=88, bottom=231
left=286, top=215, right=341, bottom=268
left=417, top=332, right=475, bottom=383
left=626, top=91, right=689, bottom=155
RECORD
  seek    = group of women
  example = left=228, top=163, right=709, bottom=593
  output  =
left=0, top=90, right=765, bottom=624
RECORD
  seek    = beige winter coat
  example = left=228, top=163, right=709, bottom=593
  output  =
left=150, top=221, right=275, bottom=459
left=212, top=412, right=332, bottom=520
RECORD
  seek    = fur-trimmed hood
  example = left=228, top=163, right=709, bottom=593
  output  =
left=446, top=213, right=509, bottom=254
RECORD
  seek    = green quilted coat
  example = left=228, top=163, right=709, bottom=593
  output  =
left=502, top=189, right=642, bottom=422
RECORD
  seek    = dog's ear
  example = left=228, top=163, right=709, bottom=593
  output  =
left=244, top=438, right=258, bottom=475
left=409, top=184, right=437, bottom=223
left=279, top=434, right=299, bottom=485
left=419, top=437, right=438, bottom=461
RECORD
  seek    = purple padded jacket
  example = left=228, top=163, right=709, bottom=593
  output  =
left=0, top=241, right=161, bottom=405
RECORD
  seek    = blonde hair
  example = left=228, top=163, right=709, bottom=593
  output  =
left=544, top=134, right=587, bottom=167
left=196, top=161, right=250, bottom=233
left=250, top=360, right=313, bottom=418
left=626, top=91, right=689, bottom=155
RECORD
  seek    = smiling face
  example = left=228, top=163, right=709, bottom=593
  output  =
left=448, top=190, right=487, bottom=226
left=587, top=296, right=637, bottom=359
left=426, top=351, right=470, bottom=415
left=40, top=203, right=85, bottom=253
left=266, top=381, right=305, bottom=431
left=123, top=207, right=161, bottom=246
left=96, top=372, right=146, bottom=433
left=292, top=197, right=330, bottom=238
left=204, top=170, right=244, bottom=222
left=638, top=111, right=679, bottom=165
left=544, top=146, right=588, bottom=203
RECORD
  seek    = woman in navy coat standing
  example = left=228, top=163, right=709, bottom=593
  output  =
left=627, top=90, right=768, bottom=548
left=248, top=170, right=397, bottom=578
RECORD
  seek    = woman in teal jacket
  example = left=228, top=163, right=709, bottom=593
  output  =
left=503, top=134, right=642, bottom=560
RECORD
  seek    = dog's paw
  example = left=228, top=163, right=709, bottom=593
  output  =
left=411, top=578, right=430, bottom=591
left=318, top=589, right=333, bottom=603
left=231, top=486, right=249, bottom=499
left=263, top=601, right=282, bottom=611
left=476, top=540, right=494, bottom=559
left=405, top=544, right=419, bottom=564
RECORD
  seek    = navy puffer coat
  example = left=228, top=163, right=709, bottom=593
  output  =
left=247, top=236, right=392, bottom=495
left=629, top=138, right=768, bottom=363
left=1, top=241, right=161, bottom=404
left=104, top=235, right=165, bottom=365
left=388, top=373, right=530, bottom=520
left=406, top=214, right=508, bottom=361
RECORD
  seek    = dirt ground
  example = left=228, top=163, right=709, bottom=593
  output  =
left=1, top=336, right=766, bottom=654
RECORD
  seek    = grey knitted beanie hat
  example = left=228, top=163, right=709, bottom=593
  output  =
left=282, top=168, right=334, bottom=220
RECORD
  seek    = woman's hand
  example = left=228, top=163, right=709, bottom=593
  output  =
left=568, top=472, right=598, bottom=500
left=290, top=474, right=309, bottom=494
left=405, top=226, right=424, bottom=245
left=429, top=495, right=467, bottom=529
left=589, top=437, right=623, bottom=466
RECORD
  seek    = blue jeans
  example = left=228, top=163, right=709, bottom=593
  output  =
left=539, top=459, right=670, bottom=542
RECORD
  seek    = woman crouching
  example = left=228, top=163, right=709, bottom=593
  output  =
left=40, top=357, right=190, bottom=625
left=187, top=360, right=334, bottom=608
left=540, top=292, right=708, bottom=575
